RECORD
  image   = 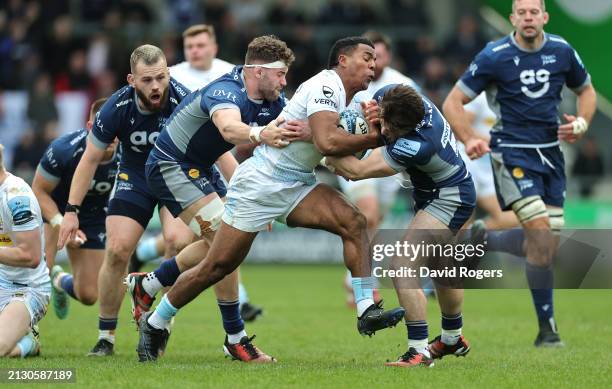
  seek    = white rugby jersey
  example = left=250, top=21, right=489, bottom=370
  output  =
left=252, top=69, right=347, bottom=184
left=169, top=58, right=234, bottom=91
left=464, top=92, right=496, bottom=138
left=0, top=173, right=49, bottom=288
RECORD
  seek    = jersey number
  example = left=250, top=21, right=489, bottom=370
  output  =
left=520, top=69, right=550, bottom=99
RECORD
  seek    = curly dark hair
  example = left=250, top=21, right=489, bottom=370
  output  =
left=245, top=35, right=295, bottom=67
left=380, top=85, right=424, bottom=138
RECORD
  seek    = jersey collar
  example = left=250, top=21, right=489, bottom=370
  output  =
left=509, top=31, right=548, bottom=53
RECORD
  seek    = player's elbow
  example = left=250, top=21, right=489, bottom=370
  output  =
left=317, top=138, right=342, bottom=156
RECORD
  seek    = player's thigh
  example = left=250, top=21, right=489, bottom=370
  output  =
left=175, top=193, right=224, bottom=244
left=105, top=215, right=145, bottom=258
left=159, top=206, right=196, bottom=255
left=0, top=301, right=31, bottom=352
left=286, top=184, right=364, bottom=234
left=67, top=248, right=104, bottom=289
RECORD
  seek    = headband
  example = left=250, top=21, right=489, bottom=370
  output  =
left=243, top=61, right=287, bottom=69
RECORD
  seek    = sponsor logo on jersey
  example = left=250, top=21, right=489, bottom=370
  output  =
left=212, top=89, right=238, bottom=102
left=115, top=99, right=132, bottom=108
left=512, top=167, right=525, bottom=179
left=541, top=54, right=557, bottom=66
left=520, top=69, right=550, bottom=99
left=313, top=98, right=337, bottom=108
left=0, top=234, right=12, bottom=246
left=188, top=169, right=200, bottom=179
left=394, top=139, right=421, bottom=157
left=322, top=86, right=334, bottom=98
left=118, top=173, right=129, bottom=181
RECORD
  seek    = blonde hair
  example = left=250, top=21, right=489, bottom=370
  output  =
left=182, top=24, right=216, bottom=41
left=130, top=44, right=166, bottom=73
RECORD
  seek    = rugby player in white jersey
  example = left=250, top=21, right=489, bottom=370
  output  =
left=0, top=144, right=50, bottom=358
left=137, top=37, right=406, bottom=360
left=169, top=24, right=234, bottom=91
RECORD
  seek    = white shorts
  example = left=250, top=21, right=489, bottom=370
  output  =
left=338, top=174, right=402, bottom=213
left=223, top=160, right=318, bottom=232
left=0, top=284, right=51, bottom=326
left=460, top=151, right=496, bottom=198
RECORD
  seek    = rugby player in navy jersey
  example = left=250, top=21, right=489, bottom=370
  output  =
left=32, top=98, right=118, bottom=320
left=132, top=35, right=310, bottom=362
left=327, top=84, right=476, bottom=367
left=56, top=44, right=195, bottom=357
left=443, top=0, right=597, bottom=347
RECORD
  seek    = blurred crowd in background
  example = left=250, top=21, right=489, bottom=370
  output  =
left=0, top=0, right=605, bottom=197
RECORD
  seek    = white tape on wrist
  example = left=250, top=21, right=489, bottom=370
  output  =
left=320, top=157, right=335, bottom=173
left=50, top=214, right=64, bottom=228
left=572, top=117, right=588, bottom=135
left=249, top=126, right=264, bottom=143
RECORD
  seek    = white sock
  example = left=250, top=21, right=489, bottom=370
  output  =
left=98, top=330, right=115, bottom=344
left=408, top=339, right=430, bottom=357
left=53, top=272, right=67, bottom=290
left=142, top=272, right=163, bottom=297
left=441, top=328, right=462, bottom=345
left=147, top=310, right=170, bottom=330
left=227, top=330, right=248, bottom=345
left=356, top=298, right=374, bottom=317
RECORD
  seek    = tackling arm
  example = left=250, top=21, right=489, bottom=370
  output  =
left=310, top=111, right=380, bottom=156
left=326, top=148, right=396, bottom=180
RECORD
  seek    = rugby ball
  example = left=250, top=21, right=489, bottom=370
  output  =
left=338, top=109, right=369, bottom=158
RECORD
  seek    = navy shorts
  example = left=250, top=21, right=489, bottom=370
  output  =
left=108, top=166, right=158, bottom=229
left=145, top=152, right=227, bottom=218
left=78, top=219, right=106, bottom=249
left=490, top=146, right=565, bottom=210
left=412, top=178, right=476, bottom=233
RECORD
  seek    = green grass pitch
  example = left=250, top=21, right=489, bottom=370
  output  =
left=2, top=264, right=611, bottom=388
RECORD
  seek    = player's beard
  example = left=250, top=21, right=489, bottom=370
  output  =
left=136, top=87, right=169, bottom=112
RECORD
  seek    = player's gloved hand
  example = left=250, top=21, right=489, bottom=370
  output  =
left=465, top=136, right=490, bottom=160
left=58, top=212, right=79, bottom=250
left=281, top=119, right=311, bottom=142
left=558, top=114, right=587, bottom=143
left=257, top=117, right=290, bottom=148
left=66, top=229, right=87, bottom=249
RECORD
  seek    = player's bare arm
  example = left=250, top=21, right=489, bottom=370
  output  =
left=31, top=172, right=61, bottom=228
left=0, top=228, right=41, bottom=268
left=327, top=147, right=395, bottom=180
left=57, top=138, right=105, bottom=249
left=558, top=84, right=597, bottom=143
left=310, top=110, right=379, bottom=156
left=212, top=108, right=289, bottom=147
left=215, top=151, right=239, bottom=182
left=443, top=86, right=490, bottom=159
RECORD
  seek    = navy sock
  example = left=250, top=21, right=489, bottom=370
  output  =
left=217, top=300, right=244, bottom=335
left=526, top=263, right=554, bottom=323
left=486, top=228, right=525, bottom=256
left=99, top=317, right=118, bottom=331
left=406, top=320, right=428, bottom=343
left=153, top=257, right=181, bottom=287
left=441, top=312, right=462, bottom=330
left=60, top=274, right=77, bottom=300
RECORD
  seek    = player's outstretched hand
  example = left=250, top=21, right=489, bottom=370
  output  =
left=558, top=113, right=584, bottom=143
left=66, top=229, right=87, bottom=249
left=281, top=119, right=311, bottom=142
left=261, top=117, right=290, bottom=148
left=465, top=137, right=490, bottom=160
left=57, top=212, right=79, bottom=250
